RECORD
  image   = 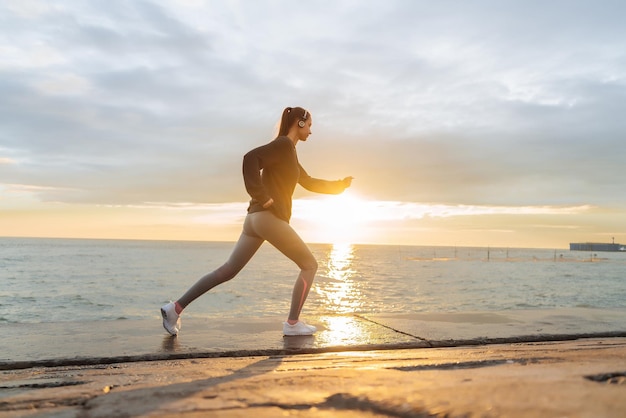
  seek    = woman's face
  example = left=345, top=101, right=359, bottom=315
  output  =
left=298, top=117, right=312, bottom=141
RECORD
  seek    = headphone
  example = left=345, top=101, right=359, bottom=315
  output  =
left=298, top=109, right=309, bottom=128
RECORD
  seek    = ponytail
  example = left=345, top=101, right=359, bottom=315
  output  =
left=278, top=107, right=309, bottom=136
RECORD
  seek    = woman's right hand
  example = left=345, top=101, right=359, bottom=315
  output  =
left=262, top=198, right=274, bottom=208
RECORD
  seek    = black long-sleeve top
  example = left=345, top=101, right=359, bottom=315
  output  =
left=243, top=136, right=347, bottom=222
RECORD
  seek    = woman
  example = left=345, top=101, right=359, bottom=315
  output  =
left=161, top=106, right=353, bottom=336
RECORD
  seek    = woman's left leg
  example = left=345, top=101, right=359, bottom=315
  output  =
left=176, top=229, right=264, bottom=309
left=162, top=216, right=264, bottom=336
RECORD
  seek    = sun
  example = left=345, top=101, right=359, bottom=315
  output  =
left=293, top=191, right=377, bottom=244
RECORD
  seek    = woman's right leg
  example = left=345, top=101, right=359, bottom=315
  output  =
left=176, top=226, right=264, bottom=310
left=247, top=211, right=318, bottom=322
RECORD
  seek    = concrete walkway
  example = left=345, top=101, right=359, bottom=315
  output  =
left=3, top=338, right=626, bottom=417
left=2, top=308, right=625, bottom=369
left=2, top=308, right=626, bottom=417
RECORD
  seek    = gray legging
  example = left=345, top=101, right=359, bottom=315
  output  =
left=176, top=210, right=318, bottom=321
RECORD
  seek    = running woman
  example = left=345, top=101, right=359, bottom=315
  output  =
left=161, top=107, right=353, bottom=336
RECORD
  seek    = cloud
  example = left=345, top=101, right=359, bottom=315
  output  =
left=1, top=0, right=626, bottom=215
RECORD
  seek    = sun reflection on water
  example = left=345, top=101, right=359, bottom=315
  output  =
left=315, top=243, right=362, bottom=314
left=312, top=243, right=376, bottom=345
left=317, top=315, right=373, bottom=346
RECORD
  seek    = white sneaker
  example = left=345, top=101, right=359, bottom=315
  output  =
left=161, top=302, right=181, bottom=336
left=283, top=321, right=317, bottom=336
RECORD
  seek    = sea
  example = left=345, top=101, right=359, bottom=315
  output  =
left=1, top=237, right=625, bottom=325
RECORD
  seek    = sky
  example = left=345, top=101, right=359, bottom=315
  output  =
left=1, top=0, right=626, bottom=248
